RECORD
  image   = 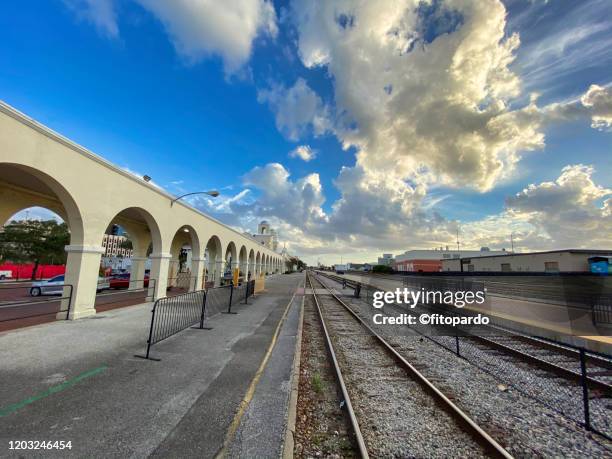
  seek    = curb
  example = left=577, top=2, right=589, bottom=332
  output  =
left=281, top=282, right=305, bottom=459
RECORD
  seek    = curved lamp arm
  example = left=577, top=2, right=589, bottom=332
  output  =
left=170, top=190, right=220, bottom=206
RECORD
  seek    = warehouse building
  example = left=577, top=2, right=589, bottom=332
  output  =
left=441, top=249, right=612, bottom=273
left=394, top=247, right=508, bottom=272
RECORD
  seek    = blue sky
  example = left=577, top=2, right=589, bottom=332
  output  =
left=1, top=0, right=611, bottom=264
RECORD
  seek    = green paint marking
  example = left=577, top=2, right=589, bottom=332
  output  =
left=0, top=366, right=107, bottom=417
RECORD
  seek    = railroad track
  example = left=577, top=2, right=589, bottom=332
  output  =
left=306, top=271, right=513, bottom=458
left=320, top=270, right=612, bottom=393
left=317, top=270, right=612, bottom=439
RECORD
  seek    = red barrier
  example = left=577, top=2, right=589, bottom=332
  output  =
left=0, top=263, right=66, bottom=280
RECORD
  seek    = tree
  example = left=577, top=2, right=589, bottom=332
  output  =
left=0, top=220, right=70, bottom=279
left=285, top=256, right=305, bottom=272
left=372, top=264, right=393, bottom=274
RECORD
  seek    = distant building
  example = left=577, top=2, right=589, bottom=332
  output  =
left=250, top=221, right=279, bottom=251
left=441, top=249, right=612, bottom=273
left=102, top=234, right=133, bottom=258
left=395, top=247, right=509, bottom=272
left=377, top=253, right=394, bottom=266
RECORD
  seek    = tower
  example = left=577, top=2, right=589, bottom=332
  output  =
left=258, top=220, right=270, bottom=235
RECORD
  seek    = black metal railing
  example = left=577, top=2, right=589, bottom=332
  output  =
left=94, top=278, right=156, bottom=310
left=0, top=283, right=74, bottom=329
left=141, top=280, right=257, bottom=360
left=142, top=289, right=207, bottom=360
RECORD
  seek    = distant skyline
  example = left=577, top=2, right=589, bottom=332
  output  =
left=2, top=0, right=611, bottom=265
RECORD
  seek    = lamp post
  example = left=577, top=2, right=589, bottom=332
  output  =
left=170, top=190, right=220, bottom=206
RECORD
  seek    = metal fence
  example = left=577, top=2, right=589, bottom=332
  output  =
left=0, top=283, right=73, bottom=331
left=399, top=274, right=612, bottom=326
left=316, top=271, right=612, bottom=440
left=141, top=280, right=257, bottom=360
left=398, top=273, right=612, bottom=312
left=94, top=278, right=156, bottom=312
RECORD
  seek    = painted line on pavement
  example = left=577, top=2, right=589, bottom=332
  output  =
left=216, top=276, right=304, bottom=459
left=0, top=365, right=108, bottom=417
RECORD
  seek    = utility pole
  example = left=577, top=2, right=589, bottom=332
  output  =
left=511, top=233, right=515, bottom=253
left=456, top=226, right=460, bottom=251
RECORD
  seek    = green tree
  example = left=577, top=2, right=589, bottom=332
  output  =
left=285, top=256, right=305, bottom=272
left=0, top=220, right=70, bottom=279
left=372, top=264, right=393, bottom=274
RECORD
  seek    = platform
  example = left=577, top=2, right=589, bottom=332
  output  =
left=0, top=273, right=304, bottom=458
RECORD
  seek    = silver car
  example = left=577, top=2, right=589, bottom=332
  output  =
left=30, top=275, right=110, bottom=296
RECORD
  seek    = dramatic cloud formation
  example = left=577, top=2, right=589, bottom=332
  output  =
left=63, top=0, right=119, bottom=38
left=257, top=78, right=331, bottom=140
left=292, top=0, right=529, bottom=191
left=135, top=0, right=277, bottom=72
left=288, top=145, right=316, bottom=162
left=244, top=0, right=611, bottom=261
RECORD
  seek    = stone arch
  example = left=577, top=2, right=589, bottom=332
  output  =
left=0, top=163, right=94, bottom=318
left=0, top=163, right=84, bottom=244
left=255, top=251, right=261, bottom=277
left=224, top=241, right=238, bottom=285
left=168, top=224, right=202, bottom=292
left=102, top=206, right=164, bottom=298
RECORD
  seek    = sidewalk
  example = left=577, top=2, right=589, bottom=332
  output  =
left=0, top=273, right=303, bottom=458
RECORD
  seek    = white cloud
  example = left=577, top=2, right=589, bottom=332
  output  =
left=241, top=163, right=327, bottom=229
left=135, top=0, right=277, bottom=72
left=289, top=145, right=317, bottom=162
left=9, top=207, right=64, bottom=223
left=512, top=0, right=612, bottom=92
left=580, top=84, right=612, bottom=131
left=461, top=165, right=612, bottom=251
left=291, top=0, right=537, bottom=191
left=63, top=0, right=119, bottom=38
left=257, top=78, right=331, bottom=141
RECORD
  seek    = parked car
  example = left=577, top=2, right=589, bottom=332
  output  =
left=109, top=273, right=150, bottom=289
left=30, top=275, right=110, bottom=296
left=0, top=269, right=11, bottom=280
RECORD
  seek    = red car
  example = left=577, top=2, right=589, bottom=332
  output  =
left=109, top=273, right=150, bottom=289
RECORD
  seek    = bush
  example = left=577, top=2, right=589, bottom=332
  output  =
left=372, top=264, right=393, bottom=274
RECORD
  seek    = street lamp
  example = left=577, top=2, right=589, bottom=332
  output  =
left=170, top=190, right=220, bottom=206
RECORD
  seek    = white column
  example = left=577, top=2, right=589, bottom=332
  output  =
left=215, top=259, right=223, bottom=287
left=58, top=244, right=104, bottom=320
left=231, top=260, right=240, bottom=284
left=192, top=257, right=206, bottom=291
left=129, top=256, right=147, bottom=290
left=149, top=252, right=171, bottom=300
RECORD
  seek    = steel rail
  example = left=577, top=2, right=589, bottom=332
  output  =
left=306, top=273, right=369, bottom=459
left=309, top=271, right=513, bottom=459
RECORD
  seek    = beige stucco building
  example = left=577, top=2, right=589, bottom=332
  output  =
left=0, top=101, right=283, bottom=320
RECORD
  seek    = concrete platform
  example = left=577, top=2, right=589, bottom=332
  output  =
left=0, top=273, right=304, bottom=458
